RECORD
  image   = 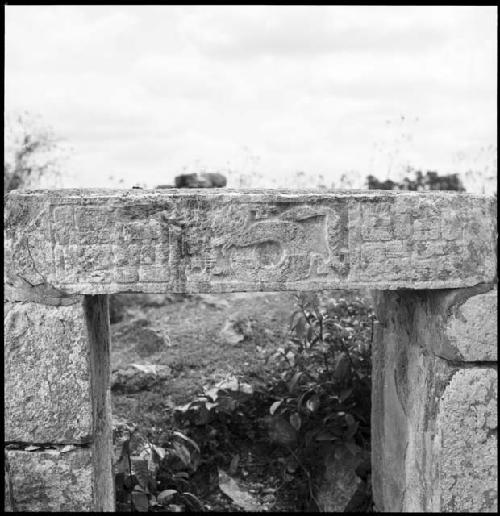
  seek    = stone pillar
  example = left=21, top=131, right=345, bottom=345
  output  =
left=4, top=294, right=114, bottom=512
left=372, top=284, right=497, bottom=512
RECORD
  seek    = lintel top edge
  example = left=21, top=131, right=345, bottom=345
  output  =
left=5, top=188, right=496, bottom=199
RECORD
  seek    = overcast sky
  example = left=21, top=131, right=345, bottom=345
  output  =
left=5, top=5, right=497, bottom=190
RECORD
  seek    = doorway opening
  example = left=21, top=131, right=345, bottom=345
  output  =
left=109, top=289, right=376, bottom=512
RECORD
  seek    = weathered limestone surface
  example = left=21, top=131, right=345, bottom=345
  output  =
left=83, top=295, right=115, bottom=511
left=372, top=286, right=498, bottom=512
left=4, top=189, right=497, bottom=295
left=408, top=283, right=498, bottom=362
left=4, top=295, right=114, bottom=511
left=436, top=368, right=497, bottom=512
left=4, top=299, right=93, bottom=443
left=5, top=448, right=94, bottom=511
left=444, top=289, right=497, bottom=361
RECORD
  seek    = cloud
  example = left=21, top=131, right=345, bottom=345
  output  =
left=5, top=5, right=497, bottom=190
left=179, top=6, right=466, bottom=59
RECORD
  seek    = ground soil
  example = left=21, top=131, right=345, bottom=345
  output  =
left=111, top=292, right=295, bottom=427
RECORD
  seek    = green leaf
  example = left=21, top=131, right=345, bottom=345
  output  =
left=180, top=492, right=205, bottom=512
left=175, top=401, right=194, bottom=412
left=304, top=430, right=316, bottom=447
left=157, top=489, right=178, bottom=505
left=334, top=352, right=351, bottom=383
left=173, top=431, right=200, bottom=453
left=298, top=389, right=316, bottom=413
left=116, top=453, right=129, bottom=475
left=170, top=441, right=191, bottom=469
left=285, top=350, right=295, bottom=367
left=216, top=396, right=238, bottom=414
left=269, top=400, right=282, bottom=415
left=130, top=457, right=150, bottom=492
left=345, top=413, right=355, bottom=427
left=268, top=416, right=298, bottom=446
left=289, top=412, right=301, bottom=431
left=339, top=388, right=353, bottom=403
left=189, top=403, right=210, bottom=425
left=286, top=456, right=299, bottom=473
left=229, top=453, right=240, bottom=475
left=151, top=444, right=165, bottom=463
left=293, top=314, right=306, bottom=339
left=289, top=309, right=303, bottom=329
left=345, top=420, right=359, bottom=440
left=315, top=431, right=337, bottom=441
left=305, top=394, right=320, bottom=413
left=345, top=441, right=361, bottom=456
left=287, top=371, right=302, bottom=394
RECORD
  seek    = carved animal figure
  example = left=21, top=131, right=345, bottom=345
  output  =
left=211, top=205, right=349, bottom=280
left=174, top=172, right=227, bottom=189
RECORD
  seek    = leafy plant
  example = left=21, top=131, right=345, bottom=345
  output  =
left=262, top=291, right=376, bottom=507
left=114, top=421, right=206, bottom=512
left=170, top=292, right=376, bottom=510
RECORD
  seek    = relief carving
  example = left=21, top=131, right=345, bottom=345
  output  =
left=210, top=204, right=349, bottom=280
left=4, top=191, right=496, bottom=293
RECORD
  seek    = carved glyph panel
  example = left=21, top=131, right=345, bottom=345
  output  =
left=4, top=190, right=496, bottom=294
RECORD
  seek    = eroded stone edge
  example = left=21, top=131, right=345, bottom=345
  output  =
left=84, top=295, right=115, bottom=511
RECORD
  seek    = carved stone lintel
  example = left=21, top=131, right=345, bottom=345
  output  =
left=4, top=190, right=496, bottom=294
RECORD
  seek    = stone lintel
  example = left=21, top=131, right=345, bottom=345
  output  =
left=4, top=189, right=497, bottom=295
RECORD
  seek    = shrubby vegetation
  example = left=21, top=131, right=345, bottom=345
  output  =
left=4, top=111, right=71, bottom=192
left=367, top=167, right=465, bottom=191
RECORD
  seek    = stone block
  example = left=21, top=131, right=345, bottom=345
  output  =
left=4, top=300, right=93, bottom=443
left=436, top=368, right=497, bottom=512
left=410, top=285, right=498, bottom=362
left=445, top=289, right=497, bottom=361
left=5, top=448, right=93, bottom=511
left=4, top=295, right=114, bottom=511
